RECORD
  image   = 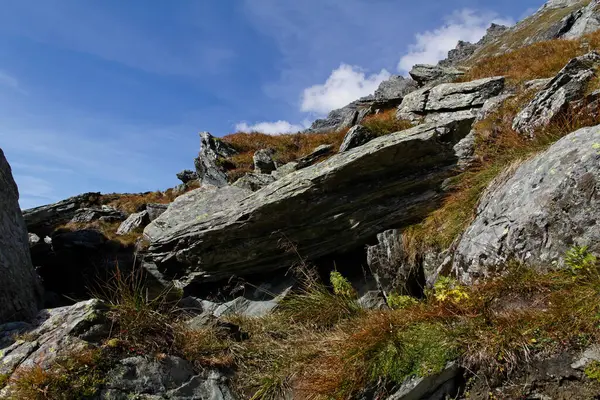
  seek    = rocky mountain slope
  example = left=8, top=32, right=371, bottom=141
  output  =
left=4, top=1, right=600, bottom=399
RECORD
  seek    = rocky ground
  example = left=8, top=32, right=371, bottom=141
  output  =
left=4, top=0, right=600, bottom=399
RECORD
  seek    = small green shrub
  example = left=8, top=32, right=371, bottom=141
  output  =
left=386, top=293, right=419, bottom=310
left=565, top=245, right=598, bottom=274
left=585, top=361, right=600, bottom=382
left=370, top=322, right=458, bottom=383
left=330, top=271, right=356, bottom=298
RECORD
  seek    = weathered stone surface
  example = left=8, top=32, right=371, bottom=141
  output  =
left=176, top=169, right=198, bottom=184
left=0, top=299, right=110, bottom=395
left=0, top=149, right=43, bottom=323
left=339, top=125, right=374, bottom=152
left=562, top=0, right=600, bottom=39
left=194, top=132, right=237, bottom=187
left=308, top=76, right=418, bottom=133
left=117, top=210, right=150, bottom=235
left=23, top=192, right=102, bottom=237
left=439, top=24, right=509, bottom=67
left=296, top=144, right=334, bottom=169
left=513, top=52, right=600, bottom=135
left=373, top=75, right=419, bottom=103
left=454, top=124, right=600, bottom=282
left=386, top=363, right=462, bottom=400
left=69, top=206, right=126, bottom=224
left=101, top=356, right=235, bottom=400
left=397, top=77, right=505, bottom=122
left=144, top=116, right=475, bottom=287
left=253, top=149, right=276, bottom=174
left=409, top=64, right=464, bottom=87
left=271, top=162, right=298, bottom=180
left=146, top=203, right=169, bottom=221
left=233, top=173, right=276, bottom=192
left=367, top=230, right=409, bottom=297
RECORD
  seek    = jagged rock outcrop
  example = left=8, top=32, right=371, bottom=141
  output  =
left=0, top=299, right=110, bottom=397
left=233, top=173, right=276, bottom=192
left=513, top=51, right=600, bottom=135
left=439, top=24, right=509, bottom=67
left=143, top=116, right=476, bottom=288
left=397, top=76, right=505, bottom=123
left=23, top=192, right=102, bottom=237
left=102, top=357, right=235, bottom=400
left=339, top=125, right=374, bottom=152
left=454, top=123, right=600, bottom=283
left=309, top=76, right=418, bottom=133
left=271, top=162, right=298, bottom=180
left=253, top=149, right=276, bottom=174
left=177, top=169, right=199, bottom=184
left=563, top=0, right=600, bottom=39
left=146, top=203, right=169, bottom=221
left=194, top=132, right=237, bottom=187
left=117, top=211, right=150, bottom=235
left=0, top=149, right=43, bottom=323
left=409, top=64, right=464, bottom=87
left=296, top=144, right=334, bottom=169
left=69, top=206, right=126, bottom=224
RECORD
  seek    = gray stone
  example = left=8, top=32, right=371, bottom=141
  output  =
left=339, top=125, right=374, bottom=152
left=102, top=356, right=235, bottom=400
left=176, top=169, right=198, bottom=184
left=513, top=52, right=600, bottom=136
left=563, top=0, right=600, bottom=39
left=367, top=230, right=407, bottom=297
left=409, top=64, right=464, bottom=87
left=146, top=203, right=169, bottom=221
left=116, top=210, right=150, bottom=235
left=296, top=144, right=334, bottom=169
left=373, top=75, right=419, bottom=104
left=397, top=77, right=505, bottom=122
left=23, top=192, right=102, bottom=237
left=357, top=291, right=387, bottom=310
left=69, top=206, right=126, bottom=224
left=253, top=149, right=276, bottom=174
left=454, top=124, right=600, bottom=282
left=144, top=116, right=475, bottom=287
left=233, top=173, right=276, bottom=192
left=386, top=363, right=462, bottom=400
left=0, top=148, right=43, bottom=323
left=0, top=299, right=110, bottom=396
left=439, top=24, right=508, bottom=67
left=271, top=162, right=298, bottom=180
left=525, top=78, right=553, bottom=90
left=194, top=132, right=237, bottom=188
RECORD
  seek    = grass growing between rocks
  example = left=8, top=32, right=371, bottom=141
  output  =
left=219, top=109, right=412, bottom=182
left=3, top=348, right=111, bottom=400
left=402, top=76, right=600, bottom=262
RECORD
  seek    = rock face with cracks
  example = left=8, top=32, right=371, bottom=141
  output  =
left=454, top=124, right=600, bottom=282
left=143, top=116, right=476, bottom=288
left=0, top=148, right=43, bottom=323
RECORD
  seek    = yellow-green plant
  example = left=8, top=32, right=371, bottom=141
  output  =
left=330, top=271, right=357, bottom=298
left=565, top=245, right=598, bottom=274
left=433, top=276, right=469, bottom=303
left=386, top=293, right=419, bottom=310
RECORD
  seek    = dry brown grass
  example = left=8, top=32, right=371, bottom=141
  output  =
left=361, top=109, right=413, bottom=137
left=221, top=129, right=349, bottom=181
left=59, top=220, right=141, bottom=247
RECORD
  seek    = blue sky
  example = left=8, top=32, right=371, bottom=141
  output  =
left=0, top=0, right=543, bottom=209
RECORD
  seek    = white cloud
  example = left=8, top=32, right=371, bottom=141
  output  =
left=397, top=9, right=514, bottom=73
left=235, top=120, right=308, bottom=135
left=301, top=64, right=391, bottom=115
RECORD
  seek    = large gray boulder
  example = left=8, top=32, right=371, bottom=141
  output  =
left=0, top=299, right=110, bottom=397
left=513, top=52, right=600, bottom=136
left=339, top=125, right=375, bottom=152
left=23, top=192, right=102, bottom=237
left=0, top=149, right=43, bottom=323
left=101, top=357, right=235, bottom=400
left=144, top=116, right=476, bottom=288
left=253, top=149, right=276, bottom=174
left=308, top=76, right=418, bottom=133
left=454, top=124, right=600, bottom=283
left=232, top=173, right=276, bottom=192
left=562, top=0, right=600, bottom=39
left=409, top=64, right=464, bottom=87
left=194, top=132, right=237, bottom=187
left=116, top=210, right=150, bottom=235
left=69, top=206, right=126, bottom=224
left=397, top=77, right=505, bottom=123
